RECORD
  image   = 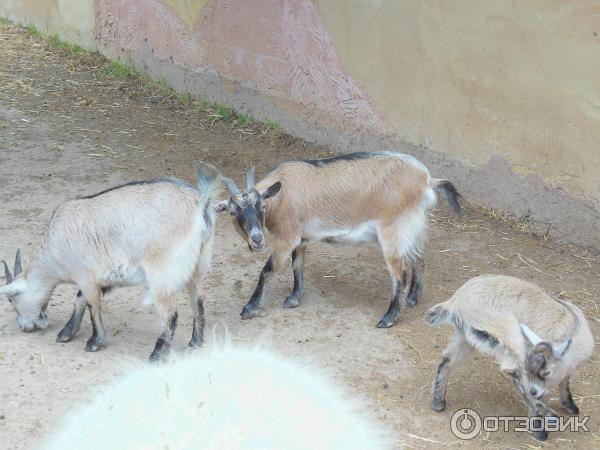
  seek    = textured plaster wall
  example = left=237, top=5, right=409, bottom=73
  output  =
left=313, top=0, right=600, bottom=249
left=316, top=0, right=600, bottom=210
left=2, top=0, right=600, bottom=249
left=0, top=0, right=95, bottom=47
left=95, top=0, right=382, bottom=137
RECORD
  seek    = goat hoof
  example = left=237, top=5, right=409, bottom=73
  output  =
left=85, top=340, right=102, bottom=352
left=56, top=330, right=73, bottom=343
left=432, top=399, right=446, bottom=412
left=148, top=346, right=171, bottom=363
left=565, top=404, right=579, bottom=415
left=241, top=304, right=258, bottom=319
left=533, top=430, right=548, bottom=442
left=188, top=339, right=204, bottom=349
left=376, top=313, right=397, bottom=328
left=283, top=294, right=300, bottom=308
left=405, top=293, right=418, bottom=308
left=148, top=351, right=166, bottom=363
left=376, top=319, right=393, bottom=328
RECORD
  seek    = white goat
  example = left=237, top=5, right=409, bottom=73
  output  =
left=427, top=274, right=594, bottom=441
left=40, top=344, right=391, bottom=450
left=217, top=151, right=461, bottom=328
left=0, top=164, right=220, bottom=361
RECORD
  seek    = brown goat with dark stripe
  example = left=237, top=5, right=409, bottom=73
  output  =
left=218, top=151, right=461, bottom=327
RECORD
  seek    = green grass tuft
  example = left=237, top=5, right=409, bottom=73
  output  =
left=25, top=24, right=41, bottom=37
left=104, top=60, right=133, bottom=78
left=194, top=97, right=209, bottom=110
left=47, top=34, right=84, bottom=55
left=217, top=105, right=233, bottom=120
left=179, top=91, right=191, bottom=103
left=236, top=114, right=252, bottom=125
left=47, top=33, right=61, bottom=47
left=263, top=119, right=280, bottom=131
left=156, top=77, right=169, bottom=88
left=0, top=17, right=11, bottom=26
left=155, top=77, right=176, bottom=95
left=209, top=105, right=234, bottom=124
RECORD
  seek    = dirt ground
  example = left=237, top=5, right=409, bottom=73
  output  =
left=1, top=24, right=599, bottom=450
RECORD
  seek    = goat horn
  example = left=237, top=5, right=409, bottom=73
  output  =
left=246, top=166, right=255, bottom=191
left=14, top=249, right=22, bottom=277
left=520, top=323, right=543, bottom=346
left=2, top=260, right=12, bottom=284
left=221, top=176, right=241, bottom=196
left=553, top=337, right=572, bottom=359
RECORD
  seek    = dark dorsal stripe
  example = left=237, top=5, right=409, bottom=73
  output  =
left=80, top=177, right=194, bottom=199
left=301, top=152, right=374, bottom=167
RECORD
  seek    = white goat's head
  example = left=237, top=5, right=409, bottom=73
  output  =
left=520, top=323, right=572, bottom=397
left=1, top=249, right=49, bottom=332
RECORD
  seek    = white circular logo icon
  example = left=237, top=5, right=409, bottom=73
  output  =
left=450, top=408, right=482, bottom=440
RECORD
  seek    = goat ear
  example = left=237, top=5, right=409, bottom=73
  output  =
left=262, top=181, right=281, bottom=200
left=0, top=277, right=26, bottom=297
left=215, top=200, right=229, bottom=212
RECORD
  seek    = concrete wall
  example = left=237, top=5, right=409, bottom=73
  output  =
left=1, top=0, right=599, bottom=250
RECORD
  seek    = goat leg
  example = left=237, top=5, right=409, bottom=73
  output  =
left=432, top=330, right=474, bottom=411
left=189, top=295, right=205, bottom=348
left=56, top=290, right=87, bottom=343
left=283, top=242, right=307, bottom=309
left=149, top=305, right=178, bottom=363
left=559, top=377, right=579, bottom=415
left=241, top=255, right=274, bottom=319
left=377, top=272, right=407, bottom=328
left=405, top=256, right=424, bottom=307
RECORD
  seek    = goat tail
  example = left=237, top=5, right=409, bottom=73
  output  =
left=432, top=179, right=462, bottom=216
left=426, top=302, right=463, bottom=329
left=426, top=304, right=447, bottom=326
left=426, top=303, right=450, bottom=325
left=196, top=162, right=221, bottom=210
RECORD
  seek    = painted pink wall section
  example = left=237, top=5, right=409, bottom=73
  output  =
left=95, top=0, right=383, bottom=135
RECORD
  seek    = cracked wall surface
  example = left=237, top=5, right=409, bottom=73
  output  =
left=1, top=0, right=599, bottom=249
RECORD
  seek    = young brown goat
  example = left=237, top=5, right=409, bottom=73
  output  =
left=0, top=164, right=220, bottom=361
left=218, top=152, right=461, bottom=327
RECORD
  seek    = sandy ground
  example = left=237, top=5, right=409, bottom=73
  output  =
left=1, top=24, right=599, bottom=450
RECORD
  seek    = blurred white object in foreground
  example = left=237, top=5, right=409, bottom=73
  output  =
left=41, top=345, right=391, bottom=450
